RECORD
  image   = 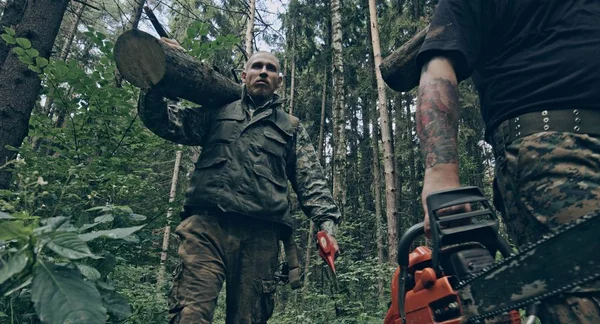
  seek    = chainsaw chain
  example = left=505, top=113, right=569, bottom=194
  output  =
left=453, top=212, right=600, bottom=323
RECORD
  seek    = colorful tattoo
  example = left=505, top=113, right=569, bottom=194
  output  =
left=416, top=77, right=460, bottom=168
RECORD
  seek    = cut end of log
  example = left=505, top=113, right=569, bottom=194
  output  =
left=379, top=25, right=429, bottom=92
left=114, top=29, right=167, bottom=89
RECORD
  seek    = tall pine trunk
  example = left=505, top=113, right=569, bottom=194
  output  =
left=244, top=0, right=256, bottom=57
left=331, top=0, right=347, bottom=212
left=0, top=0, right=70, bottom=189
left=368, top=0, right=398, bottom=261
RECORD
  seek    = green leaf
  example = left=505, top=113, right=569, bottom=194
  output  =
left=0, top=249, right=29, bottom=285
left=32, top=262, right=107, bottom=324
left=0, top=211, right=14, bottom=220
left=26, top=48, right=39, bottom=58
left=0, top=311, right=7, bottom=317
left=3, top=26, right=16, bottom=36
left=3, top=276, right=32, bottom=296
left=12, top=47, right=26, bottom=56
left=15, top=37, right=31, bottom=49
left=94, top=214, right=114, bottom=223
left=34, top=216, right=71, bottom=235
left=28, top=65, right=42, bottom=74
left=18, top=55, right=33, bottom=65
left=36, top=57, right=48, bottom=68
left=46, top=232, right=97, bottom=260
left=104, top=291, right=132, bottom=320
left=77, top=264, right=101, bottom=280
left=0, top=221, right=31, bottom=241
left=0, top=34, right=15, bottom=44
left=78, top=222, right=101, bottom=233
left=78, top=225, right=145, bottom=242
left=85, top=206, right=110, bottom=213
left=128, top=213, right=147, bottom=221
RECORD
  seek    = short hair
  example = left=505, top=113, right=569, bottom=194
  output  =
left=245, top=51, right=280, bottom=72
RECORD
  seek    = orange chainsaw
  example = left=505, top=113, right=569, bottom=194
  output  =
left=385, top=186, right=600, bottom=324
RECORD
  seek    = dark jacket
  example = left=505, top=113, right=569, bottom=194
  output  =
left=137, top=88, right=341, bottom=229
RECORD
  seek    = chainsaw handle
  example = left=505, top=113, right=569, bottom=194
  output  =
left=397, top=222, right=425, bottom=267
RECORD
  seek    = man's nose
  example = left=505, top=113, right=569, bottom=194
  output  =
left=259, top=70, right=268, bottom=77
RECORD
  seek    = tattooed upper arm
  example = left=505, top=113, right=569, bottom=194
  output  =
left=416, top=69, right=460, bottom=169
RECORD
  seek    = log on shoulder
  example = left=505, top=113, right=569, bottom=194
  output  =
left=379, top=25, right=429, bottom=93
left=114, top=29, right=242, bottom=107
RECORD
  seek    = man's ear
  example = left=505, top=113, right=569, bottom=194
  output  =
left=241, top=71, right=247, bottom=83
left=276, top=75, right=283, bottom=89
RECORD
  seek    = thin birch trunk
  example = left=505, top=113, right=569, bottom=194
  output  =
left=368, top=0, right=398, bottom=262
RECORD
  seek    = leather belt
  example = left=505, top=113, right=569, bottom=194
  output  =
left=494, top=109, right=600, bottom=144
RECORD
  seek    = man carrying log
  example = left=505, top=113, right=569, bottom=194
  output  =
left=138, top=45, right=341, bottom=323
left=414, top=0, right=600, bottom=323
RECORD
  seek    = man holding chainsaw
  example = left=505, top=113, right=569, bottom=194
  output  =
left=138, top=48, right=341, bottom=323
left=415, top=0, right=600, bottom=323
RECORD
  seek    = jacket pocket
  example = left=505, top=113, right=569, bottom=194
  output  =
left=261, top=129, right=289, bottom=157
left=196, top=156, right=227, bottom=169
left=253, top=164, right=287, bottom=188
left=205, top=115, right=245, bottom=145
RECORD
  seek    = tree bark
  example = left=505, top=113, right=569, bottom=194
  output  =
left=0, top=0, right=26, bottom=67
left=288, top=52, right=296, bottom=115
left=405, top=93, right=418, bottom=218
left=157, top=147, right=183, bottom=294
left=331, top=0, right=347, bottom=212
left=244, top=0, right=255, bottom=57
left=39, top=3, right=85, bottom=118
left=379, top=24, right=428, bottom=92
left=371, top=101, right=386, bottom=286
left=114, top=29, right=241, bottom=108
left=303, top=69, right=328, bottom=288
left=0, top=0, right=70, bottom=189
left=368, top=0, right=398, bottom=262
left=127, top=0, right=145, bottom=31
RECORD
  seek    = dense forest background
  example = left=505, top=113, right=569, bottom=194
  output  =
left=0, top=0, right=497, bottom=322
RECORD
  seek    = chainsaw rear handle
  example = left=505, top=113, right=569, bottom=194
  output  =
left=426, top=186, right=513, bottom=273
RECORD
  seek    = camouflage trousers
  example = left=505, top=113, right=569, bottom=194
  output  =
left=491, top=123, right=600, bottom=324
left=168, top=213, right=280, bottom=324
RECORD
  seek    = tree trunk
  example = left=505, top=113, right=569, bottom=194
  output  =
left=368, top=0, right=398, bottom=262
left=157, top=147, right=183, bottom=295
left=303, top=70, right=328, bottom=287
left=0, top=0, right=70, bottom=189
left=379, top=24, right=428, bottom=92
left=330, top=0, right=347, bottom=212
left=371, top=102, right=386, bottom=284
left=405, top=93, right=419, bottom=219
left=288, top=53, right=296, bottom=115
left=244, top=0, right=255, bottom=57
left=114, top=30, right=241, bottom=108
left=0, top=0, right=26, bottom=67
left=318, top=71, right=328, bottom=164
left=39, top=3, right=85, bottom=118
left=127, top=0, right=145, bottom=31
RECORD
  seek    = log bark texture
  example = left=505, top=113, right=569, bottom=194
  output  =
left=114, top=29, right=241, bottom=107
left=379, top=25, right=428, bottom=92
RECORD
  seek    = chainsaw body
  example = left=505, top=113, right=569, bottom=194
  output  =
left=384, top=187, right=521, bottom=324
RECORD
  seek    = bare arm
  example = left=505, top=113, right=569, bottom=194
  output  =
left=416, top=57, right=461, bottom=231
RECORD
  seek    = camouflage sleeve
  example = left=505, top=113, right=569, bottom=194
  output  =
left=288, top=123, right=342, bottom=225
left=137, top=89, right=216, bottom=146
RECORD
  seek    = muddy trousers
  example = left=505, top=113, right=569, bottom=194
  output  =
left=168, top=213, right=280, bottom=324
left=491, top=125, right=600, bottom=324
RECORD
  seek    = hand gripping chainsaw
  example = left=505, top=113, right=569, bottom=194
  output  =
left=384, top=186, right=600, bottom=324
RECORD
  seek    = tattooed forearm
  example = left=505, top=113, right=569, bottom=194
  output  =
left=416, top=77, right=460, bottom=168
